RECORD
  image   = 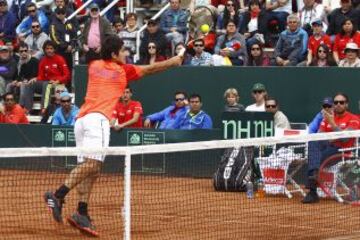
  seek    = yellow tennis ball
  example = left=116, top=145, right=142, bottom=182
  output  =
left=200, top=24, right=210, bottom=33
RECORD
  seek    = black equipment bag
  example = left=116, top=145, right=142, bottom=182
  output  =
left=213, top=147, right=254, bottom=191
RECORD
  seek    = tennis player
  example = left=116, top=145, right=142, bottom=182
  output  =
left=44, top=35, right=184, bottom=236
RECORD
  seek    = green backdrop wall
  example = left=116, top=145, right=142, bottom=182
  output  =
left=75, top=66, right=360, bottom=128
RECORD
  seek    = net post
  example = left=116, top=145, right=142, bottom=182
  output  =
left=123, top=150, right=131, bottom=240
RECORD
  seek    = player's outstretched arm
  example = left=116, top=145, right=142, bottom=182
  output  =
left=139, top=49, right=185, bottom=76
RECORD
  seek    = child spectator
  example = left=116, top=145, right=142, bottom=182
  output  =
left=223, top=88, right=245, bottom=112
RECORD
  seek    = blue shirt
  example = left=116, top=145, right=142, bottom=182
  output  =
left=173, top=109, right=213, bottom=130
left=52, top=105, right=79, bottom=126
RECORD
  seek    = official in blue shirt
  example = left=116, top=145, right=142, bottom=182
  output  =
left=52, top=91, right=79, bottom=126
left=173, top=93, right=213, bottom=130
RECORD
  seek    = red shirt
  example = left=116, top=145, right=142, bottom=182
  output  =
left=37, top=54, right=71, bottom=84
left=319, top=111, right=360, bottom=148
left=112, top=100, right=143, bottom=128
left=333, top=32, right=360, bottom=60
left=308, top=34, right=331, bottom=56
left=77, top=60, right=142, bottom=120
left=0, top=104, right=29, bottom=124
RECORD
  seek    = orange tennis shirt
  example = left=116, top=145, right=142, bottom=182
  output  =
left=77, top=60, right=143, bottom=120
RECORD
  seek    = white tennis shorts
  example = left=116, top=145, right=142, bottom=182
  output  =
left=74, top=113, right=110, bottom=163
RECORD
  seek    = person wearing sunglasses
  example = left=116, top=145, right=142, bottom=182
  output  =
left=140, top=19, right=167, bottom=58
left=190, top=38, right=213, bottom=66
left=247, top=42, right=270, bottom=66
left=308, top=44, right=337, bottom=66
left=265, top=96, right=290, bottom=130
left=245, top=83, right=267, bottom=112
left=51, top=91, right=78, bottom=126
left=144, top=90, right=189, bottom=129
left=308, top=97, right=333, bottom=134
left=0, top=92, right=29, bottom=124
left=216, top=0, right=241, bottom=35
left=24, top=20, right=49, bottom=60
left=338, top=42, right=360, bottom=67
left=303, top=93, right=360, bottom=203
left=16, top=3, right=49, bottom=37
left=139, top=41, right=166, bottom=65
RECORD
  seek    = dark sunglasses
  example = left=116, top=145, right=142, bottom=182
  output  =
left=61, top=99, right=71, bottom=103
left=318, top=50, right=326, bottom=53
left=90, top=8, right=99, bottom=12
left=148, top=45, right=156, bottom=49
left=0, top=3, right=6, bottom=6
left=322, top=104, right=332, bottom=108
left=265, top=105, right=277, bottom=108
left=251, top=47, right=260, bottom=51
left=334, top=100, right=346, bottom=105
left=227, top=3, right=234, bottom=6
left=175, top=98, right=185, bottom=101
left=5, top=98, right=14, bottom=102
left=194, top=44, right=204, bottom=47
left=28, top=9, right=36, bottom=13
left=253, top=90, right=263, bottom=94
left=19, top=49, right=28, bottom=53
left=31, top=25, right=40, bottom=29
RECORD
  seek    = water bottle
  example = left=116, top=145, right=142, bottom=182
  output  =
left=351, top=185, right=359, bottom=201
left=246, top=181, right=254, bottom=199
left=256, top=179, right=265, bottom=199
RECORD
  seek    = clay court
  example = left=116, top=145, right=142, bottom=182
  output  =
left=0, top=169, right=359, bottom=240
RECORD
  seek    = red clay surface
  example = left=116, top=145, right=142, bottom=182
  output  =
left=0, top=170, right=359, bottom=240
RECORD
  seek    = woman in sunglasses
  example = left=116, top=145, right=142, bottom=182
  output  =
left=247, top=41, right=270, bottom=66
left=309, top=44, right=337, bottom=66
left=139, top=42, right=166, bottom=65
left=216, top=0, right=241, bottom=35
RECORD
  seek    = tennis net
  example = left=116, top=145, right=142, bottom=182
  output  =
left=0, top=131, right=359, bottom=239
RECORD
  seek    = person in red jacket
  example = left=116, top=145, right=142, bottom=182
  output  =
left=28, top=40, right=70, bottom=114
left=0, top=92, right=29, bottom=124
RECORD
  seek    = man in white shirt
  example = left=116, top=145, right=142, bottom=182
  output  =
left=245, top=83, right=267, bottom=112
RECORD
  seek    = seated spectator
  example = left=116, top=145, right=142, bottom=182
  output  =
left=0, top=0, right=16, bottom=41
left=173, top=93, right=213, bottom=129
left=309, top=44, right=337, bottom=66
left=302, top=93, right=360, bottom=203
left=40, top=85, right=65, bottom=124
left=110, top=87, right=143, bottom=130
left=174, top=42, right=192, bottom=65
left=223, top=87, right=245, bottom=112
left=24, top=20, right=49, bottom=60
left=265, top=96, right=291, bottom=129
left=187, top=28, right=217, bottom=54
left=338, top=42, right=360, bottom=67
left=190, top=38, right=213, bottom=66
left=50, top=6, right=77, bottom=70
left=308, top=97, right=333, bottom=134
left=239, top=0, right=267, bottom=47
left=139, top=41, right=166, bottom=65
left=333, top=18, right=360, bottom=64
left=144, top=90, right=188, bottom=129
left=112, top=17, right=125, bottom=34
left=10, top=0, right=31, bottom=23
left=265, top=0, right=292, bottom=33
left=118, top=13, right=139, bottom=57
left=245, top=83, right=267, bottom=112
left=160, top=0, right=188, bottom=53
left=140, top=19, right=168, bottom=58
left=14, top=42, right=39, bottom=113
left=247, top=41, right=270, bottom=66
left=0, top=92, right=29, bottom=124
left=216, top=0, right=241, bottom=35
left=326, top=0, right=360, bottom=37
left=299, top=0, right=328, bottom=35
left=0, top=45, right=17, bottom=96
left=22, top=40, right=70, bottom=113
left=52, top=91, right=79, bottom=126
left=214, top=20, right=247, bottom=66
left=272, top=14, right=308, bottom=66
left=3, top=38, right=19, bottom=63
left=303, top=19, right=331, bottom=66
left=80, top=3, right=114, bottom=64
left=16, top=3, right=49, bottom=37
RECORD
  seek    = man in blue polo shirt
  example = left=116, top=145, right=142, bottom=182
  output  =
left=52, top=91, right=79, bottom=126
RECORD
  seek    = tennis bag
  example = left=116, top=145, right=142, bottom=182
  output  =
left=213, top=147, right=254, bottom=191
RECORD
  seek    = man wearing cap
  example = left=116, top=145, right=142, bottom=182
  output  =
left=50, top=6, right=77, bottom=69
left=52, top=91, right=79, bottom=126
left=327, top=0, right=360, bottom=36
left=299, top=0, right=328, bottom=35
left=308, top=97, right=334, bottom=134
left=80, top=3, right=114, bottom=64
left=304, top=19, right=331, bottom=66
left=0, top=44, right=17, bottom=96
left=0, top=0, right=16, bottom=41
left=245, top=83, right=267, bottom=112
left=0, top=92, right=29, bottom=124
left=140, top=19, right=167, bottom=57
left=338, top=42, right=360, bottom=67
